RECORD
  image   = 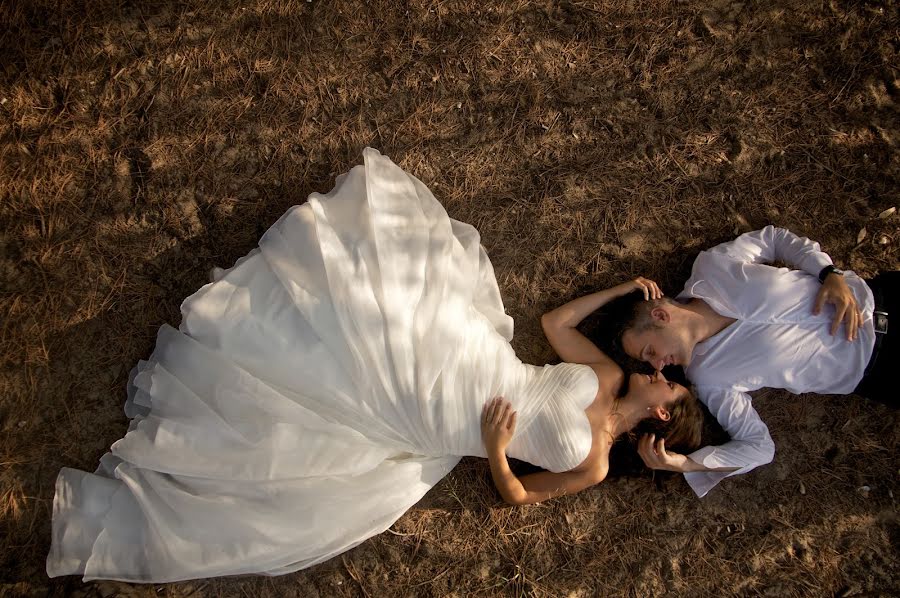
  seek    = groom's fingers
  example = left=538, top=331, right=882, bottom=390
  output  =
left=813, top=288, right=826, bottom=315
left=847, top=304, right=859, bottom=341
left=831, top=304, right=847, bottom=336
left=638, top=434, right=659, bottom=467
left=655, top=437, right=667, bottom=456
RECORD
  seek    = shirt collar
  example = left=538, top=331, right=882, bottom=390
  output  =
left=680, top=278, right=738, bottom=359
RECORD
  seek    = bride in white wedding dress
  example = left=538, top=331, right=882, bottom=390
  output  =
left=47, top=148, right=702, bottom=583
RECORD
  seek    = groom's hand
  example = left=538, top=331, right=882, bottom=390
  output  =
left=638, top=434, right=693, bottom=472
left=813, top=273, right=861, bottom=341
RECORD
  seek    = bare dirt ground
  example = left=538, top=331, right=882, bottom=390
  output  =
left=2, top=0, right=899, bottom=596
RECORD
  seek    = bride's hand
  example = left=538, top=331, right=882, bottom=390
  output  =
left=481, top=397, right=517, bottom=453
left=625, top=277, right=664, bottom=301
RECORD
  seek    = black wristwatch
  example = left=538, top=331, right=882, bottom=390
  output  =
left=818, top=265, right=844, bottom=283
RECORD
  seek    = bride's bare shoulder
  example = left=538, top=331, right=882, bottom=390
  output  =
left=584, top=362, right=625, bottom=400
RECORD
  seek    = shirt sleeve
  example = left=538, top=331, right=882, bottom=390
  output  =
left=683, top=386, right=776, bottom=498
left=706, top=225, right=833, bottom=277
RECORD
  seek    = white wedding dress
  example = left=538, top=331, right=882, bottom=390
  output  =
left=47, top=148, right=599, bottom=582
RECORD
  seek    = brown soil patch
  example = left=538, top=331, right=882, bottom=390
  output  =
left=1, top=0, right=898, bottom=596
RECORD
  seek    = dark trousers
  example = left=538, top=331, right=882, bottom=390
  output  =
left=853, top=271, right=899, bottom=408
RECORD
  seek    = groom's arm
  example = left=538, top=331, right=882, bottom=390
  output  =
left=639, top=386, right=776, bottom=497
left=683, top=387, right=776, bottom=497
left=708, top=225, right=833, bottom=275
left=705, top=225, right=861, bottom=340
left=637, top=435, right=730, bottom=473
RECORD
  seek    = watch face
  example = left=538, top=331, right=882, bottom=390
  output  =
left=820, top=265, right=844, bottom=282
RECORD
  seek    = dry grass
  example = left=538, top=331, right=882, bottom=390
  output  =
left=1, top=0, right=899, bottom=596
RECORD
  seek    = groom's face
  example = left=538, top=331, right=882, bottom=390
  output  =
left=621, top=311, right=694, bottom=370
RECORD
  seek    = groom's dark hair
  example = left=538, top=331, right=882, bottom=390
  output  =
left=596, top=291, right=675, bottom=353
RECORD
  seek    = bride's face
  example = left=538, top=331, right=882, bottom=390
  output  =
left=628, top=370, right=685, bottom=414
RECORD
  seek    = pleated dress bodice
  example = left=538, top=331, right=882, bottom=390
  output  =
left=411, top=301, right=599, bottom=472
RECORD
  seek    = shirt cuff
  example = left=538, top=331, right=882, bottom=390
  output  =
left=799, top=253, right=833, bottom=279
left=684, top=470, right=733, bottom=498
left=683, top=446, right=749, bottom=498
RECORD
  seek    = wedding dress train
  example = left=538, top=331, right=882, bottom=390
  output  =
left=47, top=148, right=599, bottom=582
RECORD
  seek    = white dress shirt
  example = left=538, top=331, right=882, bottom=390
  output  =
left=676, top=226, right=876, bottom=497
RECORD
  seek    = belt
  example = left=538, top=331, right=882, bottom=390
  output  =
left=863, top=285, right=889, bottom=378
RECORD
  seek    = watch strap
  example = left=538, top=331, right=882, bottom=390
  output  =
left=818, top=265, right=843, bottom=283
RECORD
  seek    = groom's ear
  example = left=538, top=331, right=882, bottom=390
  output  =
left=649, top=305, right=670, bottom=324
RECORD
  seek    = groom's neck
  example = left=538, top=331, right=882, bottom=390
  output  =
left=681, top=298, right=737, bottom=345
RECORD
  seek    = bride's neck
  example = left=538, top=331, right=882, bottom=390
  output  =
left=607, top=394, right=650, bottom=438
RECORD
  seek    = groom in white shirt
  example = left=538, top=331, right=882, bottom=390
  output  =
left=616, top=226, right=896, bottom=497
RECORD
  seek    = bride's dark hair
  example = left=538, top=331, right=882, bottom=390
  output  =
left=606, top=384, right=705, bottom=478
left=629, top=385, right=703, bottom=454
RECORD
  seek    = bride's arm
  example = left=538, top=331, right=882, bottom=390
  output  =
left=482, top=397, right=606, bottom=505
left=488, top=451, right=606, bottom=505
left=541, top=278, right=663, bottom=395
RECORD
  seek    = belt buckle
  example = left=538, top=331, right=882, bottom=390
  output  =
left=874, top=311, right=889, bottom=335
